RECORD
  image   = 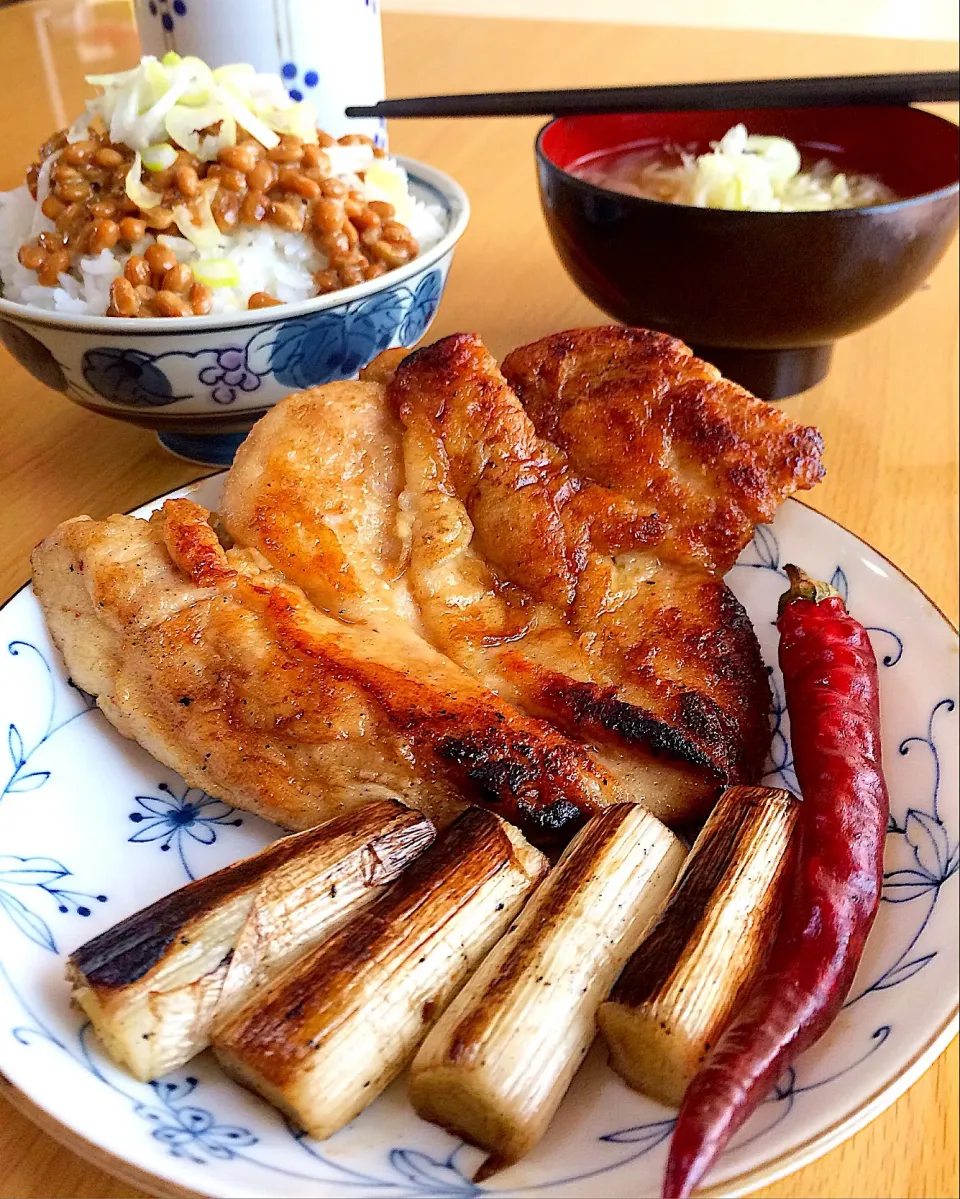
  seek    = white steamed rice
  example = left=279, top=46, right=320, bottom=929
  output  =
left=0, top=155, right=446, bottom=317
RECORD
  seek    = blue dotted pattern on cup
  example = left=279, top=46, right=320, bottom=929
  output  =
left=147, top=0, right=187, bottom=33
left=281, top=62, right=320, bottom=104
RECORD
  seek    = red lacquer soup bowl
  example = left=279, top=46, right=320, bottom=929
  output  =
left=536, top=106, right=959, bottom=398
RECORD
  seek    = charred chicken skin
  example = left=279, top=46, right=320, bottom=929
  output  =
left=33, top=327, right=823, bottom=838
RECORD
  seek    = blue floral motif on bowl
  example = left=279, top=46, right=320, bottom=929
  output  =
left=82, top=347, right=183, bottom=407
left=0, top=320, right=69, bottom=393
left=399, top=269, right=444, bottom=346
left=198, top=347, right=263, bottom=406
left=269, top=288, right=407, bottom=388
left=77, top=268, right=445, bottom=410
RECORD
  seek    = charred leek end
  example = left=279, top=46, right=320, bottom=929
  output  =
left=408, top=804, right=686, bottom=1175
left=66, top=799, right=434, bottom=1081
left=598, top=785, right=798, bottom=1108
left=212, top=807, right=548, bottom=1141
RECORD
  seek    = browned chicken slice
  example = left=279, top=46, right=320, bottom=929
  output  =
left=502, top=326, right=824, bottom=575
left=221, top=380, right=421, bottom=630
left=389, top=334, right=774, bottom=823
left=223, top=382, right=745, bottom=830
left=31, top=497, right=615, bottom=846
left=33, top=328, right=823, bottom=836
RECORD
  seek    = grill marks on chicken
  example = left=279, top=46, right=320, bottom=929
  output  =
left=392, top=334, right=665, bottom=615
left=32, top=497, right=613, bottom=845
left=502, top=326, right=825, bottom=575
left=32, top=326, right=824, bottom=837
left=389, top=334, right=780, bottom=822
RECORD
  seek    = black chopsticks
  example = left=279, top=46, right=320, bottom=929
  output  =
left=345, top=70, right=959, bottom=120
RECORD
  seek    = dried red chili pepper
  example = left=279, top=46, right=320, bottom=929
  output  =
left=662, top=563, right=889, bottom=1199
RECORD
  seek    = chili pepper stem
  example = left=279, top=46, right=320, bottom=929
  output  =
left=778, top=563, right=844, bottom=616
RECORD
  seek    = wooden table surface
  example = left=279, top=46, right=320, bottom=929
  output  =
left=0, top=3, right=957, bottom=1196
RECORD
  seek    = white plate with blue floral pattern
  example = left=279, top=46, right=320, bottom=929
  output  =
left=0, top=476, right=956, bottom=1199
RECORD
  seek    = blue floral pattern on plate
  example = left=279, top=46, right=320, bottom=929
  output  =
left=0, top=857, right=107, bottom=954
left=0, top=497, right=956, bottom=1198
left=128, top=783, right=243, bottom=881
left=0, top=968, right=910, bottom=1197
left=1, top=642, right=105, bottom=953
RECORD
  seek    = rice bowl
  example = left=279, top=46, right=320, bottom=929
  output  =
left=0, top=154, right=468, bottom=464
left=0, top=182, right=446, bottom=319
left=0, top=54, right=446, bottom=319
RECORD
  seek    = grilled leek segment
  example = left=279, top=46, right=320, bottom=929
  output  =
left=598, top=785, right=797, bottom=1107
left=212, top=806, right=548, bottom=1140
left=408, top=803, right=685, bottom=1173
left=67, top=799, right=434, bottom=1080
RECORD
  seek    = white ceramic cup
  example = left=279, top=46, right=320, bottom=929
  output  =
left=132, top=0, right=387, bottom=145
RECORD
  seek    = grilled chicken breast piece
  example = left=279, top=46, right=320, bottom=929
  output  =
left=217, top=362, right=765, bottom=825
left=388, top=334, right=775, bottom=823
left=213, top=807, right=548, bottom=1140
left=33, top=327, right=823, bottom=835
left=502, top=326, right=825, bottom=575
left=66, top=800, right=434, bottom=1080
left=220, top=380, right=421, bottom=630
left=32, top=497, right=612, bottom=845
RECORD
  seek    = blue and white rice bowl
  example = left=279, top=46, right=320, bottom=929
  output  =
left=0, top=158, right=468, bottom=465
